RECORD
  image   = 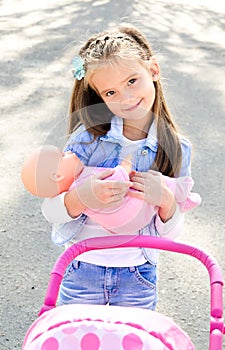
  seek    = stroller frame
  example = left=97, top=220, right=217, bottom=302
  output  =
left=27, top=235, right=225, bottom=349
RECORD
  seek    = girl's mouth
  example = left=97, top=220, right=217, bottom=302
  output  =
left=122, top=99, right=142, bottom=112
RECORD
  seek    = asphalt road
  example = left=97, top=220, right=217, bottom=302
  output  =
left=0, top=1, right=225, bottom=349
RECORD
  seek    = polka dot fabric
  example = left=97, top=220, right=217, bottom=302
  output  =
left=28, top=320, right=166, bottom=350
left=23, top=304, right=195, bottom=350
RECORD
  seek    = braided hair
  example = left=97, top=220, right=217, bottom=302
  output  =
left=68, top=24, right=182, bottom=177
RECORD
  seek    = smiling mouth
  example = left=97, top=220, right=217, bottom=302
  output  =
left=122, top=99, right=142, bottom=112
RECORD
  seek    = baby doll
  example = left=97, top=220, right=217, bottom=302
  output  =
left=21, top=145, right=201, bottom=234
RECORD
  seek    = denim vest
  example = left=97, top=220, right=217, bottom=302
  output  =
left=52, top=116, right=191, bottom=265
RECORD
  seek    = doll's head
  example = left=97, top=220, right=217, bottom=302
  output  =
left=21, top=145, right=84, bottom=198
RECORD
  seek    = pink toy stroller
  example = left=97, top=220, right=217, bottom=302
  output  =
left=23, top=235, right=224, bottom=349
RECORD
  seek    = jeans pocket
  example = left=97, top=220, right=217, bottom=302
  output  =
left=133, top=262, right=156, bottom=289
left=63, top=260, right=79, bottom=280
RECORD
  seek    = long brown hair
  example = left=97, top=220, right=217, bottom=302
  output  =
left=68, top=24, right=182, bottom=177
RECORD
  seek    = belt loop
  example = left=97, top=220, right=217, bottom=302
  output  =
left=73, top=260, right=80, bottom=269
left=129, top=266, right=135, bottom=272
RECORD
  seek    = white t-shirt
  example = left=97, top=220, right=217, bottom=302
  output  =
left=120, top=135, right=146, bottom=159
left=66, top=136, right=147, bottom=267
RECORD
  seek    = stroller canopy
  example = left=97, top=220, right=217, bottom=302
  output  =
left=23, top=304, right=194, bottom=349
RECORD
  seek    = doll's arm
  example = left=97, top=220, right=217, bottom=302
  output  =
left=163, top=176, right=201, bottom=212
left=120, top=154, right=132, bottom=174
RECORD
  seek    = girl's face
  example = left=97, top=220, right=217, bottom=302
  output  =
left=90, top=58, right=159, bottom=126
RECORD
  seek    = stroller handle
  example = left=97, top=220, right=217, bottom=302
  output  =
left=38, top=235, right=224, bottom=346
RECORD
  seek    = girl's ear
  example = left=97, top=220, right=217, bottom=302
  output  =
left=149, top=56, right=160, bottom=81
left=50, top=172, right=64, bottom=182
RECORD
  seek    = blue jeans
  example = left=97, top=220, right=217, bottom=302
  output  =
left=59, top=260, right=157, bottom=310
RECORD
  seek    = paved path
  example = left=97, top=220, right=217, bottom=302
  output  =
left=0, top=1, right=224, bottom=349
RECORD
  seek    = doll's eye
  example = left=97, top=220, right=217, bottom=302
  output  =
left=106, top=90, right=115, bottom=97
left=128, top=78, right=136, bottom=86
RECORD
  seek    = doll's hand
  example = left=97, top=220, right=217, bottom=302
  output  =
left=129, top=170, right=176, bottom=222
left=65, top=168, right=132, bottom=218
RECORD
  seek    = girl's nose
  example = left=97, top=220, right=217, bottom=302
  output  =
left=120, top=90, right=135, bottom=108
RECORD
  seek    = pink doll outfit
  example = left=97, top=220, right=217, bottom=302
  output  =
left=69, top=165, right=201, bottom=234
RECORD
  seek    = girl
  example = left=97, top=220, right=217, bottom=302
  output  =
left=42, top=24, right=194, bottom=310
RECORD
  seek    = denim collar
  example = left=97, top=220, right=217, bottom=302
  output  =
left=100, top=115, right=158, bottom=151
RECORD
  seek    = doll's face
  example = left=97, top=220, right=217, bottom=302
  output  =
left=56, top=151, right=84, bottom=194
left=58, top=152, right=84, bottom=180
left=21, top=146, right=85, bottom=198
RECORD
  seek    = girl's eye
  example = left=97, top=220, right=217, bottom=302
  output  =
left=128, top=78, right=136, bottom=86
left=106, top=90, right=115, bottom=97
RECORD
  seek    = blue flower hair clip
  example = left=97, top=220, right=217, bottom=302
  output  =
left=72, top=56, right=85, bottom=80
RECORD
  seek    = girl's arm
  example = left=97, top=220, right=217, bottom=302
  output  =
left=64, top=168, right=132, bottom=218
left=155, top=205, right=184, bottom=239
left=128, top=171, right=184, bottom=239
left=129, top=138, right=193, bottom=239
left=42, top=193, right=75, bottom=224
left=158, top=185, right=177, bottom=222
left=42, top=168, right=132, bottom=223
left=155, top=139, right=193, bottom=238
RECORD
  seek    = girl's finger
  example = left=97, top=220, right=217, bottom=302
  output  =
left=130, top=171, right=148, bottom=180
left=107, top=188, right=126, bottom=197
left=127, top=189, right=145, bottom=200
left=95, top=168, right=115, bottom=180
left=130, top=170, right=142, bottom=177
left=147, top=169, right=161, bottom=177
left=129, top=176, right=145, bottom=185
left=106, top=180, right=133, bottom=189
left=110, top=193, right=125, bottom=201
left=130, top=182, right=144, bottom=192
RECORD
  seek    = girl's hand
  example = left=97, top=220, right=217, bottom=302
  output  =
left=65, top=168, right=132, bottom=218
left=129, top=170, right=176, bottom=222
